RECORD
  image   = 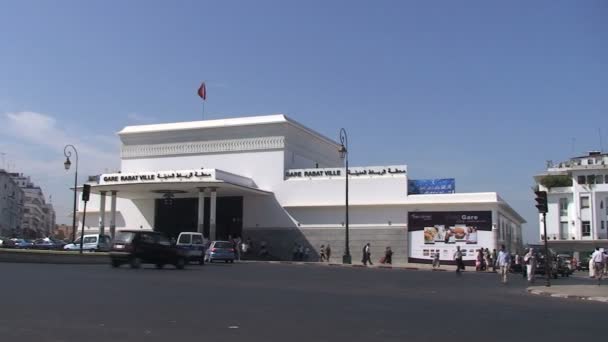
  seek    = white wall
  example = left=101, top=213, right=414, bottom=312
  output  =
left=121, top=150, right=285, bottom=191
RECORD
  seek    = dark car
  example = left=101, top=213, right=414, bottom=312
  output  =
left=33, top=238, right=67, bottom=250
left=109, top=230, right=188, bottom=269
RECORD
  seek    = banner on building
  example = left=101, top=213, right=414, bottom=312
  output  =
left=408, top=178, right=455, bottom=194
left=408, top=211, right=493, bottom=264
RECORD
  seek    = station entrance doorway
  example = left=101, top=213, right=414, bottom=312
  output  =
left=154, top=196, right=243, bottom=240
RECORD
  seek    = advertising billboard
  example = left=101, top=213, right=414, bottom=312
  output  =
left=408, top=211, right=493, bottom=264
left=408, top=179, right=455, bottom=194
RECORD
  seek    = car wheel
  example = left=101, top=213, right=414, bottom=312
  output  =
left=199, top=257, right=205, bottom=265
left=111, top=260, right=120, bottom=268
left=130, top=257, right=142, bottom=269
left=175, top=258, right=186, bottom=270
left=230, top=260, right=234, bottom=264
left=155, top=263, right=164, bottom=269
left=225, top=260, right=228, bottom=263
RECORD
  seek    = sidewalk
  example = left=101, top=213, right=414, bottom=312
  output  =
left=247, top=259, right=498, bottom=273
left=527, top=283, right=608, bottom=304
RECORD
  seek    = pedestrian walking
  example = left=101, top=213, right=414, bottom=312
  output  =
left=483, top=248, right=491, bottom=272
left=383, top=246, right=393, bottom=264
left=325, top=244, right=331, bottom=262
left=524, top=248, right=536, bottom=283
left=319, top=244, right=326, bottom=262
left=432, top=251, right=441, bottom=269
left=476, top=249, right=483, bottom=271
left=298, top=244, right=305, bottom=261
left=492, top=248, right=498, bottom=272
left=496, top=245, right=511, bottom=284
left=362, top=243, right=372, bottom=266
left=591, top=247, right=606, bottom=285
left=453, top=246, right=464, bottom=275
left=304, top=247, right=310, bottom=261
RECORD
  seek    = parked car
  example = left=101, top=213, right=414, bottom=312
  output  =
left=33, top=238, right=67, bottom=250
left=176, top=232, right=206, bottom=265
left=556, top=254, right=574, bottom=276
left=109, top=230, right=188, bottom=269
left=8, top=238, right=33, bottom=249
left=64, top=234, right=111, bottom=252
left=204, top=240, right=236, bottom=263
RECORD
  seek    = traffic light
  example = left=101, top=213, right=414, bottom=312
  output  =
left=82, top=184, right=91, bottom=202
left=534, top=190, right=548, bottom=213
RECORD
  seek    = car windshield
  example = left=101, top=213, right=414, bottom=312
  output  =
left=192, top=235, right=203, bottom=244
left=214, top=242, right=233, bottom=249
left=114, top=232, right=135, bottom=243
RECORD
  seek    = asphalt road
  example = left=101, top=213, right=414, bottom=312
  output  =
left=0, top=262, right=604, bottom=342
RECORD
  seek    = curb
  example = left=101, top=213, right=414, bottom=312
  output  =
left=0, top=249, right=108, bottom=264
left=527, top=288, right=608, bottom=304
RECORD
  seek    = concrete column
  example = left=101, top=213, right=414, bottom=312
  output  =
left=110, top=191, right=117, bottom=239
left=99, top=191, right=106, bottom=236
left=197, top=188, right=206, bottom=235
left=209, top=188, right=217, bottom=240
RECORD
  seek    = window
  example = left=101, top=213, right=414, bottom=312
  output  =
left=581, top=197, right=590, bottom=209
left=83, top=236, right=97, bottom=244
left=582, top=221, right=591, bottom=237
left=140, top=233, right=155, bottom=244
left=597, top=175, right=605, bottom=184
left=158, top=235, right=171, bottom=246
left=559, top=198, right=568, bottom=216
left=192, top=235, right=203, bottom=244
left=559, top=222, right=569, bottom=239
left=577, top=176, right=586, bottom=184
left=605, top=175, right=608, bottom=184
left=178, top=234, right=191, bottom=244
left=587, top=175, right=595, bottom=184
left=602, top=221, right=605, bottom=230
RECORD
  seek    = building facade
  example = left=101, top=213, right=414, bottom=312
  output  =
left=534, top=152, right=608, bottom=257
left=0, top=169, right=24, bottom=237
left=9, top=173, right=55, bottom=238
left=76, top=114, right=525, bottom=263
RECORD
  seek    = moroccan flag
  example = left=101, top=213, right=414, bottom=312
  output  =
left=197, top=82, right=207, bottom=100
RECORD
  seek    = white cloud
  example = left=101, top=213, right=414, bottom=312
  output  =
left=0, top=111, right=121, bottom=225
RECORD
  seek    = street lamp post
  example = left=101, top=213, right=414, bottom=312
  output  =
left=339, top=128, right=351, bottom=264
left=63, top=145, right=79, bottom=242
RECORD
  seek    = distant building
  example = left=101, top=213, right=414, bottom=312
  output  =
left=9, top=173, right=55, bottom=238
left=0, top=169, right=24, bottom=237
left=534, top=151, right=608, bottom=258
left=53, top=224, right=71, bottom=240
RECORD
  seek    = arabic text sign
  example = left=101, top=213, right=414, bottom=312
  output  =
left=408, top=178, right=455, bottom=194
left=285, top=165, right=407, bottom=179
left=99, top=169, right=215, bottom=185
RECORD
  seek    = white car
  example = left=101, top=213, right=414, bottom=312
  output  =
left=64, top=234, right=111, bottom=252
left=176, top=232, right=206, bottom=264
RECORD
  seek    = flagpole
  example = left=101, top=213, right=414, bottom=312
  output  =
left=202, top=101, right=205, bottom=120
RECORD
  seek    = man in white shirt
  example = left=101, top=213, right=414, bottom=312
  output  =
left=524, top=248, right=536, bottom=283
left=591, top=247, right=606, bottom=285
left=496, top=244, right=511, bottom=284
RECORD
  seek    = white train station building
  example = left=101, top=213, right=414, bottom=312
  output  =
left=77, top=114, right=525, bottom=264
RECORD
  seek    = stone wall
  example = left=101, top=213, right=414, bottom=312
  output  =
left=242, top=227, right=408, bottom=264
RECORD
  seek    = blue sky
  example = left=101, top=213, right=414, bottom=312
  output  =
left=0, top=1, right=606, bottom=242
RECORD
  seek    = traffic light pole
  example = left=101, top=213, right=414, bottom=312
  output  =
left=79, top=201, right=87, bottom=255
left=542, top=212, right=550, bottom=287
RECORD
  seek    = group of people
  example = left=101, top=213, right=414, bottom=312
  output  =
left=590, top=247, right=607, bottom=285
left=292, top=243, right=310, bottom=261
left=474, top=248, right=498, bottom=272
left=361, top=243, right=393, bottom=265
left=319, top=244, right=332, bottom=262
left=228, top=236, right=270, bottom=259
left=453, top=245, right=512, bottom=283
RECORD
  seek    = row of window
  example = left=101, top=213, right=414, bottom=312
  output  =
left=577, top=174, right=608, bottom=185
left=558, top=197, right=608, bottom=216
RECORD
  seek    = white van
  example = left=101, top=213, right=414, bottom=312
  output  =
left=64, top=234, right=111, bottom=252
left=176, top=232, right=206, bottom=264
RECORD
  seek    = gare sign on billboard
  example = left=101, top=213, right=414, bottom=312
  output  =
left=408, top=211, right=493, bottom=264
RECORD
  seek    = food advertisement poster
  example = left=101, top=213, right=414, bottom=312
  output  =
left=408, top=211, right=492, bottom=263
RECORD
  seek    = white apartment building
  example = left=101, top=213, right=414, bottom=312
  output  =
left=75, top=114, right=525, bottom=264
left=534, top=151, right=608, bottom=256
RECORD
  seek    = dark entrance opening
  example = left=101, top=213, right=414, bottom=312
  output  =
left=154, top=196, right=243, bottom=240
left=154, top=198, right=197, bottom=239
